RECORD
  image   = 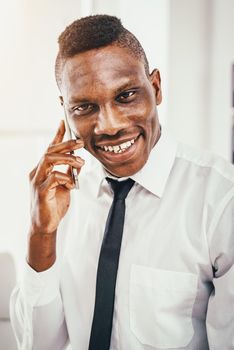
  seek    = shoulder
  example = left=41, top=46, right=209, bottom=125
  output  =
left=168, top=143, right=234, bottom=218
left=175, top=142, right=234, bottom=186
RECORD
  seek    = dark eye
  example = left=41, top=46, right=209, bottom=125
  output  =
left=116, top=90, right=136, bottom=103
left=73, top=103, right=95, bottom=115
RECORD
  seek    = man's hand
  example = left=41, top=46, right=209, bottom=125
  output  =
left=28, top=121, right=84, bottom=271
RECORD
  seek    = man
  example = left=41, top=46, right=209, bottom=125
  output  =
left=10, top=15, right=234, bottom=350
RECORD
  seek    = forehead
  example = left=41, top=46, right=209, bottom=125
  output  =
left=60, top=45, right=147, bottom=101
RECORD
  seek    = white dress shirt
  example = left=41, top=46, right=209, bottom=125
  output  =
left=10, top=131, right=234, bottom=350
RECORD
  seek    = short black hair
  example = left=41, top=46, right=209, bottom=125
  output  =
left=55, top=14, right=149, bottom=88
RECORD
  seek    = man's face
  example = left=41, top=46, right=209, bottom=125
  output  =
left=60, top=45, right=162, bottom=177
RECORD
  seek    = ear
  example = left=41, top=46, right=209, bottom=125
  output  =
left=150, top=69, right=162, bottom=105
left=59, top=96, right=64, bottom=106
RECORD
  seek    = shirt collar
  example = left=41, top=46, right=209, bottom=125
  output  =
left=131, top=130, right=177, bottom=197
left=89, top=130, right=177, bottom=198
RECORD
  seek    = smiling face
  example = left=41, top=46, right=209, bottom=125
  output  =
left=60, top=44, right=162, bottom=177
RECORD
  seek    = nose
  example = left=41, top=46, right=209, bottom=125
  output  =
left=94, top=105, right=130, bottom=136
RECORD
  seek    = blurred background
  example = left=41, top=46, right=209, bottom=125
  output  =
left=0, top=0, right=233, bottom=348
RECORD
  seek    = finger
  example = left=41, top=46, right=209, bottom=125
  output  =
left=66, top=156, right=84, bottom=186
left=29, top=165, right=38, bottom=181
left=40, top=171, right=75, bottom=192
left=66, top=165, right=72, bottom=177
left=49, top=120, right=66, bottom=148
left=29, top=157, right=42, bottom=181
left=30, top=126, right=83, bottom=181
left=47, top=139, right=84, bottom=154
left=34, top=153, right=85, bottom=184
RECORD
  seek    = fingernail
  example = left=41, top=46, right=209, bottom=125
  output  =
left=76, top=157, right=85, bottom=163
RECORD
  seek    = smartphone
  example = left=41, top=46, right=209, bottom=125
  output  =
left=63, top=112, right=79, bottom=189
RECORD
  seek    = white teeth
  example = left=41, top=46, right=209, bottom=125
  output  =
left=113, top=145, right=120, bottom=153
left=100, top=138, right=136, bottom=153
left=120, top=143, right=127, bottom=150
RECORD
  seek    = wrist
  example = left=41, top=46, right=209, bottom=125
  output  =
left=27, top=230, right=57, bottom=272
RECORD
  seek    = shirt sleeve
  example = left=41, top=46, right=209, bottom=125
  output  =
left=10, top=260, right=69, bottom=350
left=206, top=187, right=234, bottom=349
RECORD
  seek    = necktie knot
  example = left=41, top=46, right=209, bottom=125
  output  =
left=106, top=178, right=135, bottom=200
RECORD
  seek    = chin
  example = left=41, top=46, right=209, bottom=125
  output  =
left=105, top=161, right=146, bottom=178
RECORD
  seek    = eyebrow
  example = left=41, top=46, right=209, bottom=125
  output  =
left=68, top=78, right=141, bottom=105
left=114, top=81, right=140, bottom=95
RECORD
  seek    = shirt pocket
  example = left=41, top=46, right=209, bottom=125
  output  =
left=129, top=265, right=198, bottom=349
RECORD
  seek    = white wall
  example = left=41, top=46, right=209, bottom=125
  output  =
left=168, top=0, right=234, bottom=160
left=168, top=0, right=212, bottom=149
left=209, top=0, right=234, bottom=160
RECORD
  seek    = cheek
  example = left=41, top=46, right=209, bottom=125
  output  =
left=132, top=92, right=157, bottom=123
left=70, top=118, right=93, bottom=142
left=140, top=92, right=158, bottom=128
left=134, top=103, right=158, bottom=132
left=135, top=96, right=158, bottom=147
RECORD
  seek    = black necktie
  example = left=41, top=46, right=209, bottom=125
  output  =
left=88, top=177, right=135, bottom=350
